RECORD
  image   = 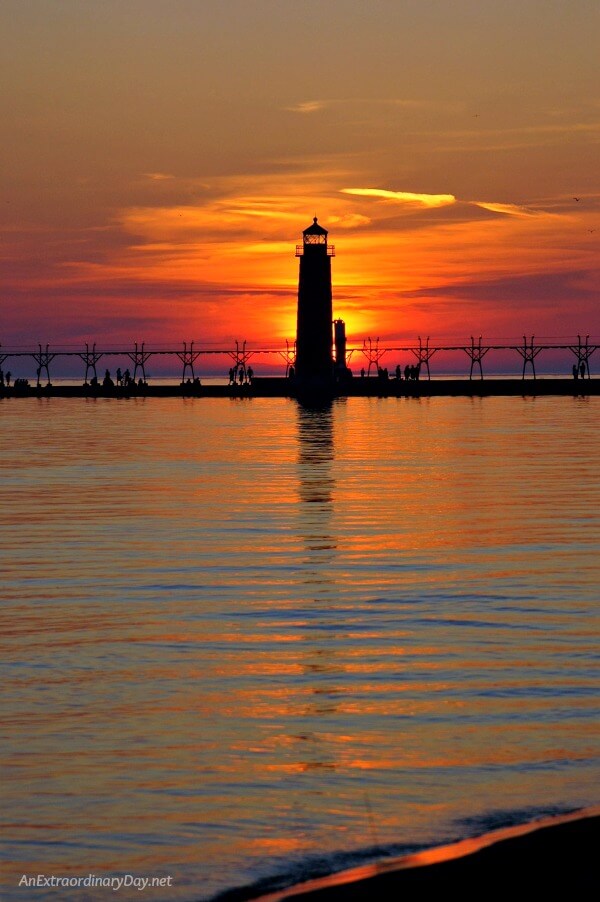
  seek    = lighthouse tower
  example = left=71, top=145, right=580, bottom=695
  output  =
left=295, top=217, right=335, bottom=385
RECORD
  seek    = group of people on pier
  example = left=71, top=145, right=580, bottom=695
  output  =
left=359, top=363, right=422, bottom=381
left=84, top=368, right=147, bottom=390
left=572, top=362, right=589, bottom=380
left=114, top=368, right=136, bottom=387
left=0, top=369, right=11, bottom=387
left=228, top=365, right=254, bottom=385
left=397, top=363, right=422, bottom=381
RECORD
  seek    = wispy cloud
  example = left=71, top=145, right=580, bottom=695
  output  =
left=472, top=201, right=544, bottom=217
left=285, top=100, right=327, bottom=114
left=341, top=188, right=456, bottom=208
left=329, top=213, right=371, bottom=228
left=144, top=172, right=175, bottom=181
left=285, top=98, right=425, bottom=114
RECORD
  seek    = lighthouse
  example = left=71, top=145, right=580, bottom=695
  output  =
left=295, top=217, right=335, bottom=386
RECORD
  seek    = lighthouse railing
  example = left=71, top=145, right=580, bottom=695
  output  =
left=295, top=244, right=335, bottom=256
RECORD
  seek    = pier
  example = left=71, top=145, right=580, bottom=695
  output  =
left=0, top=334, right=597, bottom=399
left=1, top=380, right=598, bottom=399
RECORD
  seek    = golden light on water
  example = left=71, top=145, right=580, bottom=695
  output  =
left=3, top=396, right=599, bottom=896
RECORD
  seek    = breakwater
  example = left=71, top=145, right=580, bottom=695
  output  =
left=1, top=376, right=598, bottom=399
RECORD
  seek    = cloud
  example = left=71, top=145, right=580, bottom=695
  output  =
left=341, top=188, right=456, bottom=208
left=285, top=98, right=426, bottom=114
left=471, top=201, right=544, bottom=218
left=285, top=100, right=327, bottom=114
left=328, top=213, right=371, bottom=228
left=400, top=270, right=597, bottom=306
left=144, top=172, right=175, bottom=180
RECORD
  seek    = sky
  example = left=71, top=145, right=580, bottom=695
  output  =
left=1, top=0, right=599, bottom=368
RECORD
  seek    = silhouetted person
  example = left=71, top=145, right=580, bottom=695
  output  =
left=580, top=361, right=586, bottom=379
left=572, top=364, right=579, bottom=380
left=416, top=363, right=421, bottom=380
left=404, top=364, right=410, bottom=380
left=395, top=364, right=402, bottom=380
left=103, top=369, right=114, bottom=388
left=289, top=365, right=295, bottom=379
left=116, top=367, right=122, bottom=386
left=247, top=366, right=254, bottom=382
left=360, top=367, right=365, bottom=378
left=5, top=371, right=10, bottom=386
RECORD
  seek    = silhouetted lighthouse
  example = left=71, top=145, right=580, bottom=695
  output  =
left=295, top=217, right=335, bottom=385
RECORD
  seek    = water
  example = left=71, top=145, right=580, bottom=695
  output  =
left=1, top=396, right=598, bottom=900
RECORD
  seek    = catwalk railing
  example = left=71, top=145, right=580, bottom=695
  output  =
left=0, top=335, right=597, bottom=385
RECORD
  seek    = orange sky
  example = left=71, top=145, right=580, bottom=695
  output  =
left=1, top=0, right=599, bottom=363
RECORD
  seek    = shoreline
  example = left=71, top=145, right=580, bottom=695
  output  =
left=230, top=806, right=599, bottom=901
left=1, top=376, right=598, bottom=400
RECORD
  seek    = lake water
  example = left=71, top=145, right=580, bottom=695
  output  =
left=1, top=395, right=598, bottom=900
